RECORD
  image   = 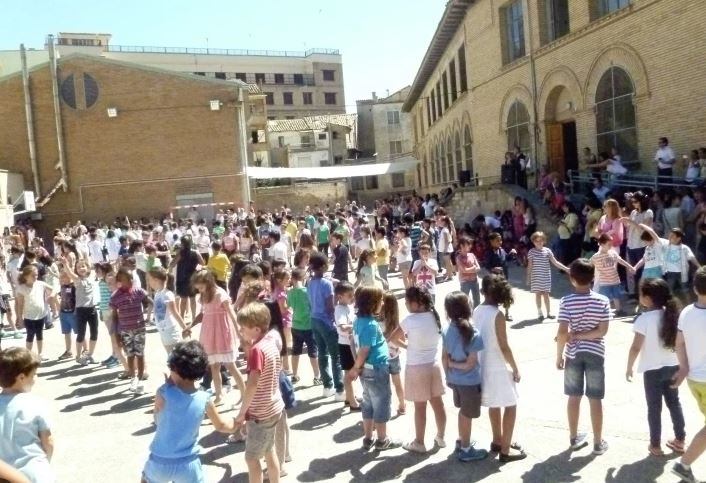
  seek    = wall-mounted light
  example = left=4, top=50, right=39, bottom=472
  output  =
left=210, top=100, right=221, bottom=111
left=566, top=101, right=574, bottom=112
left=106, top=107, right=118, bottom=118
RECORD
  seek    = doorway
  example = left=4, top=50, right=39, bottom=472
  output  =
left=546, top=121, right=578, bottom=179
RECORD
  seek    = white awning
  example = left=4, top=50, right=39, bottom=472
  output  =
left=247, top=156, right=419, bottom=179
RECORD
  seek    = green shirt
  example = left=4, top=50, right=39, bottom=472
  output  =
left=212, top=226, right=225, bottom=238
left=306, top=215, right=316, bottom=230
left=287, top=286, right=311, bottom=330
left=317, top=224, right=330, bottom=244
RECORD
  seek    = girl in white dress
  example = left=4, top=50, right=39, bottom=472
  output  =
left=474, top=274, right=526, bottom=462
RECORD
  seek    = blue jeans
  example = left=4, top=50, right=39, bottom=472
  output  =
left=460, top=279, right=481, bottom=308
left=311, top=318, right=344, bottom=392
left=361, top=365, right=392, bottom=423
left=564, top=351, right=605, bottom=399
left=643, top=365, right=686, bottom=447
left=143, top=454, right=204, bottom=483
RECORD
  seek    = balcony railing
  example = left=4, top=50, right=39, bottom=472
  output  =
left=106, top=45, right=339, bottom=57
left=238, top=73, right=315, bottom=86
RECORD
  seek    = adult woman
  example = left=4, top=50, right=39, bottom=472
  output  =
left=511, top=197, right=525, bottom=243
left=625, top=191, right=654, bottom=295
left=521, top=199, right=537, bottom=241
left=595, top=199, right=624, bottom=250
left=582, top=196, right=603, bottom=257
left=171, top=235, right=204, bottom=319
left=557, top=201, right=580, bottom=266
left=684, top=149, right=701, bottom=184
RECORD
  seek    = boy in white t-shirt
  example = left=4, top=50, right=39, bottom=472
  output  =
left=411, top=244, right=439, bottom=304
left=147, top=267, right=187, bottom=354
left=334, top=282, right=360, bottom=409
left=671, top=267, right=706, bottom=482
left=661, top=228, right=700, bottom=297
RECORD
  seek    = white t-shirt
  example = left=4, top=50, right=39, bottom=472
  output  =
left=677, top=304, right=706, bottom=382
left=154, top=289, right=178, bottom=333
left=16, top=281, right=50, bottom=320
left=412, top=258, right=439, bottom=294
left=655, top=146, right=676, bottom=170
left=195, top=235, right=211, bottom=254
left=272, top=241, right=289, bottom=264
left=87, top=239, right=104, bottom=264
left=400, top=312, right=441, bottom=366
left=438, top=227, right=453, bottom=254
left=396, top=237, right=412, bottom=263
left=633, top=310, right=678, bottom=373
left=643, top=238, right=669, bottom=269
left=334, top=304, right=354, bottom=345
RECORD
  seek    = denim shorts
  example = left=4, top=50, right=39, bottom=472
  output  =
left=564, top=351, right=605, bottom=399
left=388, top=356, right=401, bottom=375
left=291, top=328, right=317, bottom=358
left=641, top=266, right=663, bottom=280
left=59, top=311, right=77, bottom=335
left=597, top=283, right=622, bottom=301
left=361, top=365, right=392, bottom=423
left=143, top=454, right=204, bottom=483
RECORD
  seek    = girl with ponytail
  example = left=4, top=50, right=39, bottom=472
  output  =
left=400, top=287, right=446, bottom=454
left=626, top=278, right=686, bottom=456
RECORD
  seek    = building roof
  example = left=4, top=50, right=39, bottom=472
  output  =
left=267, top=113, right=357, bottom=133
left=378, top=86, right=411, bottom=104
left=402, top=0, right=473, bottom=112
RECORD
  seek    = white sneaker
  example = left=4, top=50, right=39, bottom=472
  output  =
left=129, top=377, right=139, bottom=392
left=322, top=387, right=336, bottom=398
left=334, top=392, right=346, bottom=402
left=135, top=383, right=145, bottom=395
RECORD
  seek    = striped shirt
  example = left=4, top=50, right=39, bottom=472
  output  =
left=98, top=280, right=112, bottom=312
left=558, top=291, right=611, bottom=359
left=246, top=331, right=284, bottom=421
left=109, top=288, right=147, bottom=331
left=527, top=247, right=552, bottom=291
left=591, top=250, right=621, bottom=286
left=410, top=224, right=422, bottom=250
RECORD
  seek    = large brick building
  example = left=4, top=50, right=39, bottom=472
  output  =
left=0, top=54, right=259, bottom=228
left=403, top=0, right=706, bottom=189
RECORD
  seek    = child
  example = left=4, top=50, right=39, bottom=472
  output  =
left=437, top=216, right=455, bottom=281
left=556, top=259, right=610, bottom=456
left=348, top=286, right=402, bottom=451
left=355, top=249, right=386, bottom=289
left=142, top=340, right=237, bottom=483
left=381, top=291, right=406, bottom=416
left=15, top=266, right=53, bottom=361
left=57, top=271, right=78, bottom=360
left=671, top=266, right=706, bottom=482
left=374, top=226, right=390, bottom=283
left=0, top=254, right=20, bottom=339
left=148, top=267, right=187, bottom=354
left=273, top=270, right=293, bottom=373
left=60, top=259, right=99, bottom=365
left=330, top=232, right=350, bottom=283
left=206, top=240, right=231, bottom=291
left=396, top=226, right=412, bottom=289
left=590, top=234, right=635, bottom=317
left=626, top=278, right=685, bottom=456
left=110, top=268, right=153, bottom=394
left=483, top=232, right=515, bottom=321
left=0, top=347, right=54, bottom=482
left=526, top=232, right=570, bottom=320
left=287, top=268, right=320, bottom=385
left=186, top=269, right=246, bottom=405
left=442, top=291, right=488, bottom=462
left=308, top=252, right=344, bottom=400
left=234, top=302, right=285, bottom=483
left=411, top=244, right=439, bottom=304
left=334, top=282, right=361, bottom=410
left=662, top=228, right=701, bottom=296
left=475, top=275, right=525, bottom=462
left=456, top=237, right=481, bottom=308
left=95, top=263, right=126, bottom=371
left=621, top=218, right=668, bottom=280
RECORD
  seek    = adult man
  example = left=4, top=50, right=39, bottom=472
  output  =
left=514, top=146, right=528, bottom=189
left=654, top=137, right=676, bottom=184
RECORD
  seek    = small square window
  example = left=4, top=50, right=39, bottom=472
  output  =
left=352, top=177, right=364, bottom=190
left=235, top=72, right=247, bottom=82
left=365, top=176, right=379, bottom=190
left=324, top=93, right=337, bottom=105
left=334, top=156, right=343, bottom=165
left=293, top=74, right=304, bottom=85
left=215, top=72, right=226, bottom=80
left=391, top=173, right=405, bottom=188
left=265, top=92, right=274, bottom=105
left=389, top=140, right=403, bottom=155
left=303, top=92, right=313, bottom=105
left=300, top=135, right=311, bottom=147
left=274, top=73, right=285, bottom=84
left=332, top=131, right=339, bottom=140
left=387, top=111, right=400, bottom=125
left=255, top=73, right=265, bottom=84
left=323, top=69, right=335, bottom=81
left=283, top=92, right=293, bottom=105
left=318, top=133, right=328, bottom=140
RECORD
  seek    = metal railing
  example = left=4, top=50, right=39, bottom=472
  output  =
left=567, top=169, right=695, bottom=193
left=238, top=73, right=315, bottom=86
left=106, top=45, right=340, bottom=57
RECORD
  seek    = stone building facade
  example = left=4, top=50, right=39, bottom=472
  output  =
left=404, top=0, right=706, bottom=191
left=0, top=54, right=255, bottom=228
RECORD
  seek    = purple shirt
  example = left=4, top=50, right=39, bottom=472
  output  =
left=110, top=288, right=147, bottom=331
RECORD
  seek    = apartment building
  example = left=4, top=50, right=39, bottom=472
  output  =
left=403, top=0, right=706, bottom=190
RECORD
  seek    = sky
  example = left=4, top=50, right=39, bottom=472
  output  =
left=0, top=0, right=447, bottom=112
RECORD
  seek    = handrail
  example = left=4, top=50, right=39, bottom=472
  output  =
left=105, top=45, right=340, bottom=57
left=567, top=169, right=695, bottom=193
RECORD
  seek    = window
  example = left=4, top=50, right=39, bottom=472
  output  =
left=593, top=0, right=630, bottom=19
left=323, top=69, right=335, bottom=81
left=545, top=0, right=570, bottom=43
left=267, top=116, right=275, bottom=120
left=274, top=73, right=285, bottom=84
left=458, top=45, right=468, bottom=93
left=255, top=73, right=265, bottom=84
left=352, top=177, right=364, bottom=191
left=194, top=72, right=206, bottom=76
left=334, top=155, right=343, bottom=165
left=389, top=141, right=403, bottom=155
left=387, top=110, right=400, bottom=125
left=454, top=132, right=463, bottom=178
left=442, top=72, right=450, bottom=109
left=303, top=92, right=313, bottom=105
left=365, top=176, right=379, bottom=190
left=215, top=72, right=226, bottom=80
left=324, top=92, right=337, bottom=105
left=391, top=173, right=405, bottom=188
left=293, top=73, right=304, bottom=85
left=300, top=134, right=311, bottom=147
left=447, top=138, right=454, bottom=181
left=278, top=136, right=285, bottom=148
left=595, top=66, right=637, bottom=161
left=285, top=116, right=295, bottom=120
left=506, top=100, right=531, bottom=155
left=440, top=141, right=447, bottom=183
left=449, top=60, right=458, bottom=102
left=430, top=89, right=437, bottom=122
left=423, top=156, right=429, bottom=187
left=464, top=125, right=474, bottom=175
left=318, top=133, right=328, bottom=140
left=430, top=148, right=436, bottom=184
left=426, top=98, right=432, bottom=127
left=265, top=92, right=274, bottom=105
left=235, top=72, right=246, bottom=82
left=502, top=0, right=526, bottom=64
left=283, top=92, right=293, bottom=105
left=332, top=131, right=339, bottom=140
left=436, top=81, right=443, bottom=117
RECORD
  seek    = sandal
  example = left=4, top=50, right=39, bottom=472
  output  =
left=666, top=439, right=685, bottom=453
left=227, top=432, right=245, bottom=444
left=648, top=445, right=665, bottom=456
left=403, top=440, right=427, bottom=453
left=491, top=442, right=524, bottom=453
left=117, top=372, right=131, bottom=380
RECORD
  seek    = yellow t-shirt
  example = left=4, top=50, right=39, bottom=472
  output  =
left=286, top=222, right=298, bottom=243
left=375, top=238, right=390, bottom=266
left=207, top=253, right=231, bottom=282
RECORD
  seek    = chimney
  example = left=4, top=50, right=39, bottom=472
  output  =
left=372, top=91, right=377, bottom=102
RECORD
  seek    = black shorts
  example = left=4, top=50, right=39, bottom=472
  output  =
left=0, top=294, right=10, bottom=314
left=339, top=343, right=355, bottom=371
left=176, top=280, right=195, bottom=298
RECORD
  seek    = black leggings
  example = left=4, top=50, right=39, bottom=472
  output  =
left=75, top=307, right=99, bottom=343
left=25, top=318, right=45, bottom=343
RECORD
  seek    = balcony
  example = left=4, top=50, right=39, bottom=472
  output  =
left=237, top=73, right=315, bottom=86
left=106, top=45, right=339, bottom=58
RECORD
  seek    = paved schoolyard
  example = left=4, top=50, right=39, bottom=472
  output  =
left=3, top=265, right=705, bottom=482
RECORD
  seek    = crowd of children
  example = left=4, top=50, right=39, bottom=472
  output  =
left=1, top=198, right=706, bottom=483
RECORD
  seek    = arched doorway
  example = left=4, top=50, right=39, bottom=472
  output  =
left=544, top=85, right=578, bottom=177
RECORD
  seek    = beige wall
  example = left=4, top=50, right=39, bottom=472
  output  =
left=254, top=181, right=346, bottom=212
left=409, top=0, right=706, bottom=192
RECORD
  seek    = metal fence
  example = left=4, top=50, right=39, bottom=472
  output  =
left=106, top=45, right=340, bottom=57
left=567, top=170, right=695, bottom=193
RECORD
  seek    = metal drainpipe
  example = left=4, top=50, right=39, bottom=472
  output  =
left=526, top=0, right=540, bottom=189
left=47, top=35, right=68, bottom=190
left=20, top=44, right=41, bottom=197
left=237, top=87, right=251, bottom=206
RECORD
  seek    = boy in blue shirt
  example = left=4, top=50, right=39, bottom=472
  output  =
left=348, top=286, right=402, bottom=451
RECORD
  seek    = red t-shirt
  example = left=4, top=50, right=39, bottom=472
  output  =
left=246, top=331, right=284, bottom=420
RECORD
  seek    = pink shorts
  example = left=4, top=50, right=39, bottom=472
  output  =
left=404, top=362, right=445, bottom=402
